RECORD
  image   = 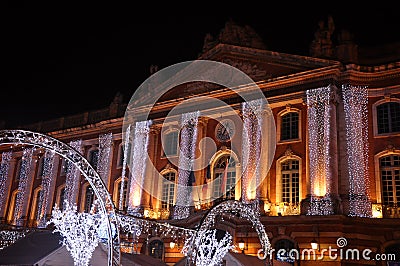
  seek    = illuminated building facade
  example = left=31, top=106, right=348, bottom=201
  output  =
left=0, top=18, right=399, bottom=265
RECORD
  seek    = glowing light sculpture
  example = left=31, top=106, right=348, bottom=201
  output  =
left=127, top=120, right=152, bottom=216
left=306, top=86, right=334, bottom=215
left=13, top=147, right=34, bottom=226
left=0, top=151, right=12, bottom=216
left=37, top=150, right=56, bottom=228
left=48, top=202, right=105, bottom=266
left=0, top=129, right=120, bottom=266
left=173, top=111, right=200, bottom=220
left=184, top=200, right=271, bottom=265
left=342, top=84, right=372, bottom=217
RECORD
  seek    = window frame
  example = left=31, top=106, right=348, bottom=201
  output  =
left=372, top=98, right=400, bottom=137
left=275, top=154, right=302, bottom=212
left=161, top=130, right=179, bottom=158
left=277, top=108, right=302, bottom=144
left=160, top=170, right=177, bottom=210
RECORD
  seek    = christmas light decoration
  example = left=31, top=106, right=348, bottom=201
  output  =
left=37, top=150, right=56, bottom=228
left=0, top=151, right=12, bottom=216
left=97, top=132, right=113, bottom=185
left=184, top=200, right=271, bottom=264
left=65, top=140, right=83, bottom=207
left=342, top=84, right=372, bottom=217
left=47, top=202, right=106, bottom=266
left=0, top=130, right=120, bottom=266
left=173, top=111, right=200, bottom=219
left=0, top=229, right=29, bottom=250
left=127, top=120, right=152, bottom=215
left=306, top=86, right=334, bottom=215
left=14, top=147, right=34, bottom=226
left=117, top=213, right=195, bottom=244
left=193, top=229, right=234, bottom=266
left=241, top=99, right=263, bottom=204
left=119, top=125, right=131, bottom=210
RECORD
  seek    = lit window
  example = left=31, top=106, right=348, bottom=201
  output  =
left=212, top=156, right=236, bottom=200
left=377, top=102, right=400, bottom=134
left=163, top=131, right=179, bottom=157
left=161, top=172, right=175, bottom=209
left=380, top=155, right=400, bottom=206
left=281, top=160, right=299, bottom=204
left=281, top=112, right=299, bottom=141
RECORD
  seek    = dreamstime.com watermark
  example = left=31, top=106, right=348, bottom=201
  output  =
left=257, top=237, right=397, bottom=262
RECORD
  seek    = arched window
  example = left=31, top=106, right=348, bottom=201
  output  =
left=83, top=185, right=95, bottom=213
left=31, top=188, right=43, bottom=226
left=280, top=111, right=299, bottom=141
left=7, top=190, right=19, bottom=224
left=376, top=101, right=400, bottom=134
left=161, top=171, right=176, bottom=209
left=379, top=155, right=400, bottom=207
left=274, top=239, right=297, bottom=264
left=212, top=155, right=236, bottom=200
left=281, top=159, right=300, bottom=204
left=163, top=131, right=179, bottom=157
left=114, top=177, right=128, bottom=210
left=148, top=239, right=164, bottom=260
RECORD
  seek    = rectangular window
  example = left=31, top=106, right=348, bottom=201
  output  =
left=281, top=112, right=299, bottom=141
left=377, top=102, right=400, bottom=134
left=164, top=132, right=178, bottom=156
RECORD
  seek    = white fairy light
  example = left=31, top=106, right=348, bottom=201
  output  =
left=306, top=86, right=334, bottom=215
left=119, top=125, right=131, bottom=210
left=173, top=111, right=200, bottom=219
left=14, top=147, right=34, bottom=226
left=117, top=213, right=195, bottom=244
left=342, top=84, right=372, bottom=217
left=65, top=140, right=83, bottom=208
left=184, top=200, right=271, bottom=264
left=0, top=151, right=12, bottom=216
left=0, top=229, right=29, bottom=250
left=194, top=229, right=234, bottom=266
left=47, top=202, right=105, bottom=266
left=0, top=129, right=120, bottom=266
left=127, top=120, right=152, bottom=216
left=37, top=150, right=56, bottom=228
left=241, top=99, right=263, bottom=204
left=97, top=132, right=113, bottom=184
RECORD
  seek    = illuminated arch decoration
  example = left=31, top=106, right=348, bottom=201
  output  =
left=183, top=199, right=271, bottom=265
left=0, top=130, right=120, bottom=266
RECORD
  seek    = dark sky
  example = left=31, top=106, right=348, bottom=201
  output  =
left=1, top=2, right=399, bottom=128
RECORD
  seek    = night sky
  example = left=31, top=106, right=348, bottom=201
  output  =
left=1, top=2, right=399, bottom=128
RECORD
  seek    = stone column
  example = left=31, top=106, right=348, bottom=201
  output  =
left=304, top=86, right=337, bottom=215
left=140, top=124, right=160, bottom=212
left=173, top=111, right=200, bottom=219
